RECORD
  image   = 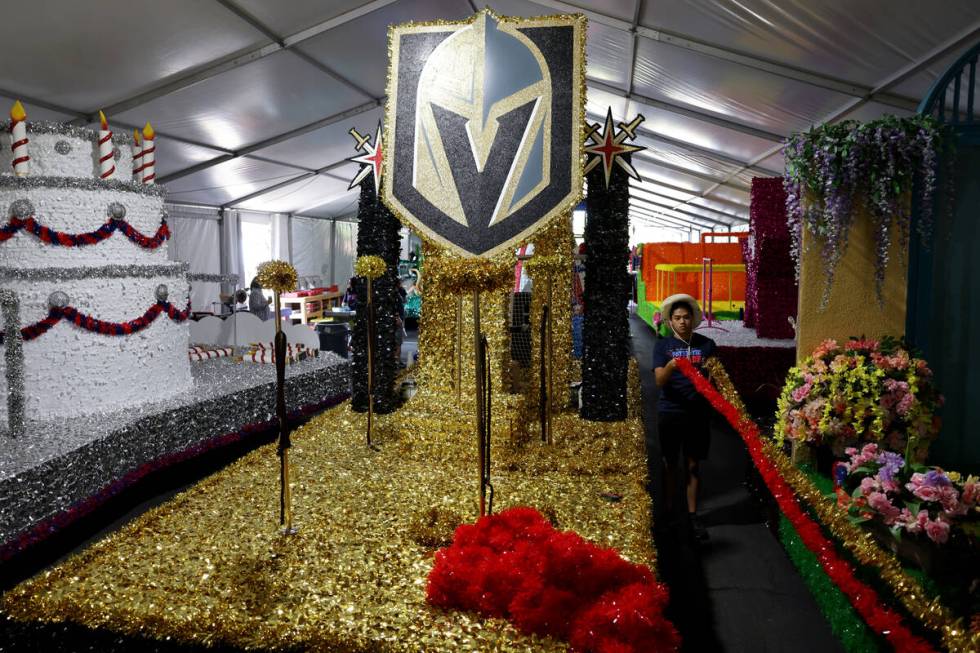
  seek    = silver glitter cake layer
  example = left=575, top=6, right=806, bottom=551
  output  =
left=0, top=174, right=167, bottom=198
left=0, top=290, right=24, bottom=438
left=0, top=120, right=135, bottom=145
left=0, top=353, right=351, bottom=547
left=0, top=263, right=188, bottom=281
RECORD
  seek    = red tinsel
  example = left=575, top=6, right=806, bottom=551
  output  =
left=674, top=357, right=936, bottom=653
left=6, top=301, right=191, bottom=344
left=0, top=215, right=169, bottom=249
left=427, top=507, right=680, bottom=652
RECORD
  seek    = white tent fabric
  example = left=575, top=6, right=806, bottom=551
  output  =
left=291, top=216, right=334, bottom=284
left=166, top=204, right=222, bottom=311
left=220, top=210, right=245, bottom=293
left=333, top=221, right=358, bottom=288
left=0, top=0, right=977, bottom=235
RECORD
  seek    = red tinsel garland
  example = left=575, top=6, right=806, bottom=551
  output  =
left=0, top=215, right=169, bottom=249
left=427, top=507, right=680, bottom=652
left=6, top=300, right=191, bottom=343
left=674, top=357, right=935, bottom=653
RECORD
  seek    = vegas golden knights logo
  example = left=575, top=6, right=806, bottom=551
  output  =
left=384, top=10, right=585, bottom=258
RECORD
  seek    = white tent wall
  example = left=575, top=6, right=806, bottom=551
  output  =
left=166, top=204, right=222, bottom=312
left=291, top=216, right=333, bottom=286
left=332, top=220, right=358, bottom=289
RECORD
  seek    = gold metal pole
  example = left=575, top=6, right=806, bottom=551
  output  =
left=545, top=277, right=553, bottom=445
left=366, top=276, right=374, bottom=447
left=473, top=291, right=485, bottom=517
left=456, top=295, right=463, bottom=403
left=273, top=292, right=294, bottom=534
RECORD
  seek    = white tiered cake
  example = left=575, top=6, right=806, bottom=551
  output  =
left=0, top=120, right=192, bottom=428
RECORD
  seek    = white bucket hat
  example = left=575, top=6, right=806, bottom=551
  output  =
left=661, top=293, right=702, bottom=329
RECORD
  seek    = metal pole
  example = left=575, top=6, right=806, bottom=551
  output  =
left=546, top=277, right=554, bottom=445
left=274, top=291, right=294, bottom=534
left=473, top=291, right=485, bottom=517
left=456, top=295, right=463, bottom=402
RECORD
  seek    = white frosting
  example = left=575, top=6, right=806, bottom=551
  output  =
left=0, top=120, right=195, bottom=423
left=0, top=274, right=192, bottom=421
left=0, top=186, right=168, bottom=269
left=0, top=131, right=135, bottom=180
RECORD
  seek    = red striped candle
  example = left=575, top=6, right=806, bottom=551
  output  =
left=9, top=100, right=29, bottom=177
left=98, top=110, right=115, bottom=179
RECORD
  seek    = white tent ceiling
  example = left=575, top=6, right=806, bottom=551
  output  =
left=3, top=0, right=978, bottom=231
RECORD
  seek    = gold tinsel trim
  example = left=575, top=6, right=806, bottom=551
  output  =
left=523, top=253, right=567, bottom=278
left=354, top=255, right=387, bottom=280
left=255, top=260, right=297, bottom=294
left=707, top=358, right=976, bottom=653
left=408, top=506, right=462, bottom=548
left=428, top=257, right=514, bottom=295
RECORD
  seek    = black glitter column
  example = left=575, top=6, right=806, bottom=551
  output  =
left=351, top=180, right=403, bottom=413
left=580, top=157, right=631, bottom=421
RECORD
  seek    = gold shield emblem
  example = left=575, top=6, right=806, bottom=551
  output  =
left=384, top=9, right=585, bottom=258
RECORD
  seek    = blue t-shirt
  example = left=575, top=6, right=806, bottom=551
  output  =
left=653, top=333, right=716, bottom=414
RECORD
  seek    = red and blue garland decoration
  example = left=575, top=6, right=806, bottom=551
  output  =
left=427, top=506, right=681, bottom=652
left=0, top=214, right=169, bottom=249
left=674, top=357, right=936, bottom=653
left=2, top=300, right=190, bottom=345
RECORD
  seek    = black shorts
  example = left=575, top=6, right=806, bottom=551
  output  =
left=658, top=411, right=710, bottom=462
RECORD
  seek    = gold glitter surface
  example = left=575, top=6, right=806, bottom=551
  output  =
left=256, top=260, right=298, bottom=294
left=527, top=215, right=576, bottom=418
left=1, top=376, right=655, bottom=651
left=354, top=255, right=387, bottom=280
left=708, top=360, right=977, bottom=653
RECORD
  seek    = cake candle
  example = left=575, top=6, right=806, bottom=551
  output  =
left=9, top=101, right=29, bottom=177
left=141, top=122, right=155, bottom=184
left=98, top=110, right=115, bottom=179
left=131, top=129, right=143, bottom=181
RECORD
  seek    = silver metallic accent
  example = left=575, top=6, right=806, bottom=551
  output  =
left=187, top=273, right=239, bottom=285
left=0, top=289, right=25, bottom=438
left=108, top=202, right=127, bottom=219
left=48, top=291, right=70, bottom=309
left=9, top=199, right=34, bottom=219
left=0, top=263, right=188, bottom=281
left=155, top=284, right=169, bottom=302
left=54, top=140, right=72, bottom=155
left=0, top=119, right=134, bottom=145
left=0, top=175, right=167, bottom=198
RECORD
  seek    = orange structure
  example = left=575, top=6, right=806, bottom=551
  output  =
left=640, top=241, right=746, bottom=304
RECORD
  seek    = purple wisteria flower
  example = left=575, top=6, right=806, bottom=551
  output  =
left=875, top=450, right=904, bottom=483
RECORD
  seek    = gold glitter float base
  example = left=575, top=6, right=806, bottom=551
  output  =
left=1, top=366, right=655, bottom=652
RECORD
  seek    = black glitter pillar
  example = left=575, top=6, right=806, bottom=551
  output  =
left=351, top=180, right=403, bottom=413
left=580, top=158, right=631, bottom=421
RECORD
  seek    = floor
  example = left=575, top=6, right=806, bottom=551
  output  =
left=630, top=314, right=843, bottom=652
left=0, top=319, right=843, bottom=652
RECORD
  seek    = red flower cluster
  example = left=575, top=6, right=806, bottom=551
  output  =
left=427, top=507, right=680, bottom=652
left=674, top=357, right=936, bottom=653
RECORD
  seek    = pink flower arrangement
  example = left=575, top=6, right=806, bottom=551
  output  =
left=776, top=337, right=943, bottom=455
left=838, top=443, right=978, bottom=545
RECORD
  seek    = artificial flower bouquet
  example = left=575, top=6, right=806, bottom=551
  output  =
left=835, top=443, right=978, bottom=546
left=776, top=337, right=943, bottom=456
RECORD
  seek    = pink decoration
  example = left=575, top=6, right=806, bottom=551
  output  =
left=749, top=178, right=796, bottom=339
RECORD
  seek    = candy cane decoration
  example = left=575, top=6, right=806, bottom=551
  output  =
left=141, top=122, right=155, bottom=184
left=9, top=100, right=29, bottom=177
left=97, top=110, right=115, bottom=179
left=131, top=128, right=143, bottom=182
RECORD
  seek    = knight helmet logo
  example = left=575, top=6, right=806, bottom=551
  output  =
left=384, top=9, right=585, bottom=258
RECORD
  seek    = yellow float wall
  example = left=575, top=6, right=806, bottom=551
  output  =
left=796, top=209, right=908, bottom=361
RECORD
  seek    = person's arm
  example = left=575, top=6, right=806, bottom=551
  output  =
left=654, top=357, right=677, bottom=387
